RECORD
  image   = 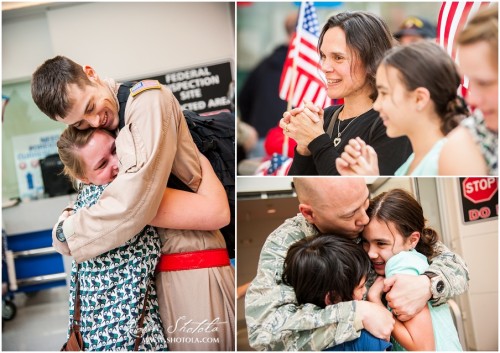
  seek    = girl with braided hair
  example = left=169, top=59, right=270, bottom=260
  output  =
left=336, top=41, right=469, bottom=176
left=362, top=188, right=462, bottom=351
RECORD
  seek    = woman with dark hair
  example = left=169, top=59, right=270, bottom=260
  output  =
left=336, top=41, right=469, bottom=176
left=363, top=189, right=462, bottom=351
left=281, top=11, right=412, bottom=175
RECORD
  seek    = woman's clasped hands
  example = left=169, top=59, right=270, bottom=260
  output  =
left=336, top=137, right=380, bottom=176
left=280, top=101, right=325, bottom=156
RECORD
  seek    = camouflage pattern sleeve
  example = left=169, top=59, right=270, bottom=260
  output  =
left=245, top=215, right=361, bottom=350
left=427, top=241, right=470, bottom=306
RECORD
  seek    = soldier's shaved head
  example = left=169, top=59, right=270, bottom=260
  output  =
left=293, top=177, right=370, bottom=238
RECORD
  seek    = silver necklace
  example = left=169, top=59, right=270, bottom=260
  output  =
left=333, top=113, right=360, bottom=147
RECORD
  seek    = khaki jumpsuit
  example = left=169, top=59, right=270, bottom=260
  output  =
left=65, top=79, right=235, bottom=351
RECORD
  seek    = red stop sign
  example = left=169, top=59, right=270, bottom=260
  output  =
left=462, top=177, right=498, bottom=203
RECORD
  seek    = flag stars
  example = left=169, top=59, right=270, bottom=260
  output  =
left=302, top=2, right=320, bottom=35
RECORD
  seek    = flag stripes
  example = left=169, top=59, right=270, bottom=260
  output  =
left=279, top=2, right=331, bottom=109
left=437, top=1, right=491, bottom=93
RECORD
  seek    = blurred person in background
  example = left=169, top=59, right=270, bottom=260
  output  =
left=239, top=11, right=298, bottom=159
left=394, top=16, right=436, bottom=45
left=237, top=116, right=258, bottom=172
left=439, top=5, right=498, bottom=175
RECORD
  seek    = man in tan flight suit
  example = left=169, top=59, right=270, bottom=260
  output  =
left=31, top=55, right=235, bottom=351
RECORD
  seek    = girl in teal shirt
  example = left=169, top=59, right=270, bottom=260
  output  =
left=336, top=41, right=469, bottom=176
left=362, top=188, right=462, bottom=351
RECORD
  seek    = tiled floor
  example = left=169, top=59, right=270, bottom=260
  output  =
left=2, top=286, right=69, bottom=351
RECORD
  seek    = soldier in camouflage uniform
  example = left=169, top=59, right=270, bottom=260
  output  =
left=245, top=178, right=469, bottom=350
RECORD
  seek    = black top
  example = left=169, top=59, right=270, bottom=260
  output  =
left=288, top=105, right=412, bottom=175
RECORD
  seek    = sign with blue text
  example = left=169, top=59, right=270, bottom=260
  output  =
left=12, top=130, right=62, bottom=200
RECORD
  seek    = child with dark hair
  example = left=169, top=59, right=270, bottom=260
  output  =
left=363, top=188, right=462, bottom=351
left=283, top=235, right=393, bottom=351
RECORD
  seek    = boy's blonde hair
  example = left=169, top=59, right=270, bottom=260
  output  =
left=458, top=5, right=498, bottom=70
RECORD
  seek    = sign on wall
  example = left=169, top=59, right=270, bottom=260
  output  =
left=138, top=61, right=233, bottom=114
left=12, top=130, right=62, bottom=200
left=459, top=177, right=498, bottom=223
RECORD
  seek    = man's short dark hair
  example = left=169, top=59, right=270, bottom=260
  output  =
left=31, top=56, right=92, bottom=120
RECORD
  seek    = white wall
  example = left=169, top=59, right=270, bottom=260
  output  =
left=2, top=11, right=53, bottom=82
left=237, top=176, right=293, bottom=193
left=438, top=178, right=498, bottom=351
left=3, top=2, right=235, bottom=82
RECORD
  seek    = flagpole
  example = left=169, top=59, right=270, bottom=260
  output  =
left=283, top=2, right=306, bottom=157
left=282, top=69, right=295, bottom=156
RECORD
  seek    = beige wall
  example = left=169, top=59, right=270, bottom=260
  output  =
left=438, top=178, right=498, bottom=351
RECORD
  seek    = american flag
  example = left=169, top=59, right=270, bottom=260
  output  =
left=437, top=1, right=491, bottom=94
left=254, top=153, right=293, bottom=176
left=279, top=2, right=331, bottom=109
